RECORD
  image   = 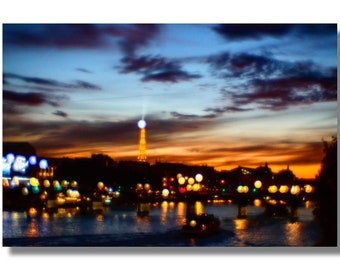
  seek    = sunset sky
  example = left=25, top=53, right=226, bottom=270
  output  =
left=2, top=23, right=337, bottom=178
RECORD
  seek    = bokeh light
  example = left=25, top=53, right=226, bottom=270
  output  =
left=29, top=155, right=37, bottom=165
left=195, top=174, right=203, bottom=182
left=254, top=180, right=262, bottom=189
left=39, top=159, right=48, bottom=169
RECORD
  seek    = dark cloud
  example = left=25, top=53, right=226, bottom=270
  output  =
left=208, top=52, right=299, bottom=79
left=73, top=80, right=101, bottom=90
left=3, top=24, right=161, bottom=56
left=142, top=70, right=201, bottom=83
left=2, top=88, right=68, bottom=114
left=170, top=111, right=216, bottom=119
left=119, top=55, right=201, bottom=83
left=212, top=24, right=336, bottom=41
left=76, top=68, right=92, bottom=74
left=208, top=52, right=337, bottom=110
left=4, top=72, right=101, bottom=91
left=232, top=74, right=337, bottom=110
left=3, top=24, right=106, bottom=49
left=3, top=115, right=216, bottom=157
left=103, top=24, right=161, bottom=55
left=204, top=106, right=253, bottom=114
left=3, top=90, right=47, bottom=106
left=52, top=110, right=68, bottom=118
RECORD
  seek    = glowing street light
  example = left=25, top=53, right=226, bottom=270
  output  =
left=279, top=185, right=289, bottom=193
left=178, top=177, right=185, bottom=185
left=254, top=180, right=262, bottom=189
left=290, top=185, right=300, bottom=195
left=237, top=185, right=249, bottom=193
left=162, top=188, right=170, bottom=197
left=268, top=185, right=278, bottom=193
left=195, top=174, right=203, bottom=182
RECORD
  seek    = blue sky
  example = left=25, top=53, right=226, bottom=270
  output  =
left=2, top=23, right=337, bottom=178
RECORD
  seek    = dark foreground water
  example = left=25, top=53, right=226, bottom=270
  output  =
left=3, top=201, right=321, bottom=247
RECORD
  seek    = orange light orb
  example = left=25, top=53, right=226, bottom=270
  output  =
left=279, top=185, right=289, bottom=193
left=22, top=187, right=29, bottom=196
left=268, top=185, right=278, bottom=193
left=254, top=199, right=262, bottom=207
left=28, top=207, right=37, bottom=217
left=304, top=184, right=314, bottom=193
left=290, top=185, right=300, bottom=195
left=144, top=183, right=150, bottom=191
left=189, top=220, right=197, bottom=227
left=136, top=183, right=143, bottom=190
left=13, top=176, right=19, bottom=186
left=97, top=181, right=104, bottom=190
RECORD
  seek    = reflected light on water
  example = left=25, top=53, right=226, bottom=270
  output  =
left=26, top=219, right=39, bottom=238
left=176, top=202, right=186, bottom=226
left=160, top=201, right=168, bottom=225
left=136, top=215, right=150, bottom=233
left=305, top=201, right=312, bottom=209
left=233, top=219, right=250, bottom=246
left=253, top=199, right=262, bottom=207
left=95, top=214, right=105, bottom=234
left=195, top=201, right=204, bottom=215
left=285, top=222, right=302, bottom=246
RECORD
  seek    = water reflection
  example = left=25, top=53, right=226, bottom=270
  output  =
left=285, top=222, right=303, bottom=246
left=176, top=202, right=186, bottom=226
left=160, top=201, right=168, bottom=225
left=95, top=214, right=105, bottom=234
left=136, top=215, right=150, bottom=232
left=233, top=219, right=250, bottom=246
left=25, top=219, right=38, bottom=238
left=3, top=201, right=319, bottom=246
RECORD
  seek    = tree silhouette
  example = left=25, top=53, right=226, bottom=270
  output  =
left=314, top=136, right=337, bottom=246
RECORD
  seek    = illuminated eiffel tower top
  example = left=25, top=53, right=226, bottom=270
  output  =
left=137, top=120, right=147, bottom=162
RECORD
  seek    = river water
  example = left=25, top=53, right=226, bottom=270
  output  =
left=2, top=201, right=321, bottom=247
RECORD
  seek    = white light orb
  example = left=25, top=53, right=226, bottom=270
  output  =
left=195, top=174, right=203, bottom=182
left=137, top=119, right=146, bottom=129
left=162, top=188, right=170, bottom=197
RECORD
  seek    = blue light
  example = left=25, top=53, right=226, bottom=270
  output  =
left=39, top=159, right=48, bottom=169
left=6, top=153, right=15, bottom=164
left=29, top=156, right=37, bottom=165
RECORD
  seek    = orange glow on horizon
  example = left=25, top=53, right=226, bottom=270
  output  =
left=33, top=140, right=322, bottom=179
